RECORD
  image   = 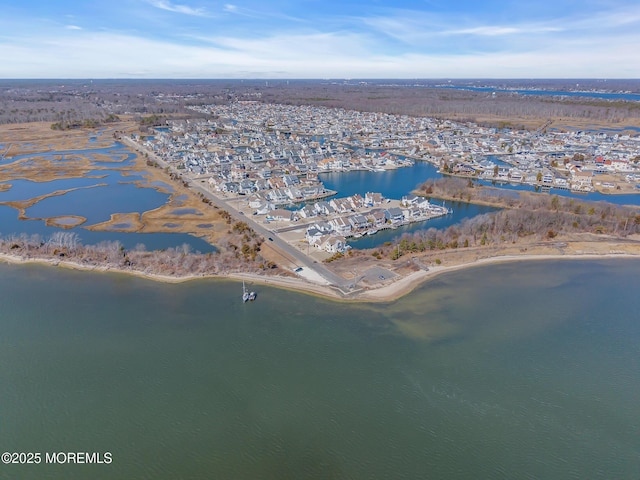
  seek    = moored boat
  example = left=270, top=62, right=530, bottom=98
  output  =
left=242, top=280, right=257, bottom=302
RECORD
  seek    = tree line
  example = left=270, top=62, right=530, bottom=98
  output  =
left=362, top=178, right=640, bottom=260
left=3, top=79, right=639, bottom=128
left=0, top=231, right=281, bottom=277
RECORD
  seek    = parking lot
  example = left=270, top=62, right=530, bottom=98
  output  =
left=359, top=266, right=397, bottom=285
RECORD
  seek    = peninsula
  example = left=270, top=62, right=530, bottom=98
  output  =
left=1, top=79, right=640, bottom=301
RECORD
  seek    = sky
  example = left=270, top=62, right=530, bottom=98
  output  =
left=0, top=0, right=639, bottom=78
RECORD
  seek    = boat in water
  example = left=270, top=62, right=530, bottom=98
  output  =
left=242, top=281, right=256, bottom=302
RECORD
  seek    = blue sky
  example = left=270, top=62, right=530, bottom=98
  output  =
left=0, top=0, right=639, bottom=78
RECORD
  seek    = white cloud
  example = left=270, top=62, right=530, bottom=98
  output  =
left=146, top=0, right=209, bottom=17
left=65, top=25, right=83, bottom=31
left=443, top=26, right=563, bottom=37
left=0, top=16, right=638, bottom=78
left=363, top=12, right=566, bottom=45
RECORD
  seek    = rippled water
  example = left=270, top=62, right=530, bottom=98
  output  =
left=1, top=259, right=639, bottom=479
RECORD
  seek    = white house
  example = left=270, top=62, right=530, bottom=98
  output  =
left=365, top=192, right=383, bottom=206
left=298, top=205, right=316, bottom=219
left=321, top=235, right=348, bottom=253
left=330, top=216, right=352, bottom=235
left=347, top=214, right=369, bottom=230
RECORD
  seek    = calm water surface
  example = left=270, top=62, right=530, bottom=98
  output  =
left=320, top=163, right=498, bottom=248
left=433, top=85, right=640, bottom=102
left=0, top=143, right=213, bottom=252
left=1, top=259, right=639, bottom=479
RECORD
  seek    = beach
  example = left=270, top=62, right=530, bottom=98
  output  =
left=3, top=119, right=640, bottom=303
left=3, top=246, right=639, bottom=303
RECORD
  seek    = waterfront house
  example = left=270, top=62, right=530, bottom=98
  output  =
left=285, top=187, right=304, bottom=201
left=300, top=185, right=325, bottom=198
left=401, top=194, right=421, bottom=207
left=554, top=177, right=569, bottom=188
left=310, top=220, right=334, bottom=234
left=314, top=201, right=335, bottom=216
left=330, top=217, right=352, bottom=235
left=254, top=202, right=273, bottom=215
left=415, top=197, right=432, bottom=209
left=348, top=194, right=365, bottom=210
left=321, top=235, right=348, bottom=254
left=368, top=209, right=387, bottom=226
left=497, top=167, right=510, bottom=179
left=386, top=207, right=404, bottom=224
left=312, top=234, right=330, bottom=250
left=347, top=214, right=369, bottom=230
left=266, top=189, right=289, bottom=203
left=332, top=198, right=355, bottom=213
left=571, top=171, right=593, bottom=190
left=364, top=192, right=383, bottom=206
left=402, top=207, right=422, bottom=220
left=453, top=163, right=476, bottom=175
left=509, top=169, right=524, bottom=182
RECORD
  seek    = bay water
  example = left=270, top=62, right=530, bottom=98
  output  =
left=1, top=259, right=639, bottom=479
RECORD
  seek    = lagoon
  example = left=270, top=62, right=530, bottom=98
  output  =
left=0, top=205, right=215, bottom=252
left=24, top=181, right=169, bottom=225
left=1, top=259, right=639, bottom=479
left=0, top=143, right=215, bottom=252
left=476, top=178, right=640, bottom=206
left=320, top=158, right=640, bottom=248
left=319, top=160, right=441, bottom=200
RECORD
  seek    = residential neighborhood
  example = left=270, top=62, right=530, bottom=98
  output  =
left=141, top=102, right=640, bottom=199
left=134, top=101, right=640, bottom=255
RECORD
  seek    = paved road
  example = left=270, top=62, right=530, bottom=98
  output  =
left=189, top=179, right=350, bottom=288
left=122, top=137, right=351, bottom=291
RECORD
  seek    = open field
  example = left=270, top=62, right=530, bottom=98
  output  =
left=0, top=119, right=137, bottom=154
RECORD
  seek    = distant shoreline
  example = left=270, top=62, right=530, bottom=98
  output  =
left=2, top=250, right=639, bottom=303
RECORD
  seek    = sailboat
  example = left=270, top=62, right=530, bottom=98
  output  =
left=242, top=281, right=256, bottom=302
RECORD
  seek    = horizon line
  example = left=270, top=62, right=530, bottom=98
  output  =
left=1, top=77, right=639, bottom=81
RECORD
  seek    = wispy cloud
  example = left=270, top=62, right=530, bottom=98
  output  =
left=362, top=12, right=565, bottom=45
left=442, top=26, right=563, bottom=37
left=146, top=0, right=209, bottom=17
left=1, top=27, right=638, bottom=79
left=221, top=3, right=306, bottom=23
left=221, top=3, right=259, bottom=19
left=1, top=0, right=639, bottom=78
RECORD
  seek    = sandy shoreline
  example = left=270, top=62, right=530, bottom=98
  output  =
left=2, top=250, right=639, bottom=303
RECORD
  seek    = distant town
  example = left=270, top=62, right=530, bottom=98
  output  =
left=132, top=101, right=640, bottom=254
